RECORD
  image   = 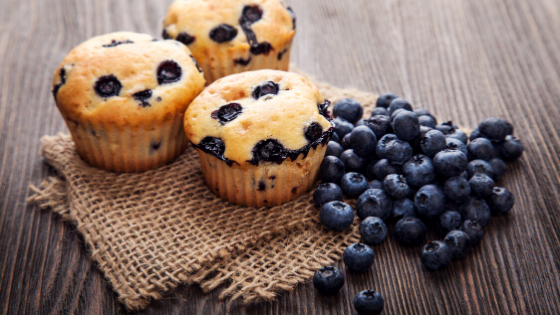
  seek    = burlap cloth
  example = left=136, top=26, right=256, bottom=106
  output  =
left=28, top=74, right=379, bottom=311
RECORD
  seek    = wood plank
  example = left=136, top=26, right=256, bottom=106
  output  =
left=1, top=0, right=560, bottom=314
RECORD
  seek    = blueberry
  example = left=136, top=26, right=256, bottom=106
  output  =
left=176, top=32, right=196, bottom=45
left=412, top=125, right=433, bottom=151
left=460, top=197, right=491, bottom=226
left=390, top=108, right=407, bottom=121
left=490, top=141, right=503, bottom=159
left=340, top=149, right=367, bottom=173
left=385, top=139, right=413, bottom=166
left=318, top=100, right=331, bottom=118
left=313, top=266, right=344, bottom=295
left=376, top=93, right=398, bottom=108
left=341, top=133, right=352, bottom=149
left=469, top=128, right=482, bottom=141
left=436, top=210, right=462, bottom=236
left=211, top=103, right=243, bottom=124
left=498, top=135, right=524, bottom=161
left=360, top=217, right=388, bottom=245
left=249, top=139, right=288, bottom=165
left=52, top=68, right=67, bottom=99
left=94, top=75, right=122, bottom=97
left=353, top=290, right=384, bottom=315
left=252, top=81, right=279, bottom=99
left=392, top=110, right=420, bottom=141
left=340, top=172, right=368, bottom=198
left=343, top=243, right=375, bottom=272
left=319, top=156, right=346, bottom=183
left=466, top=159, right=494, bottom=178
left=376, top=134, right=399, bottom=159
left=420, top=130, right=447, bottom=157
left=447, top=128, right=469, bottom=144
left=460, top=219, right=483, bottom=246
left=443, top=176, right=471, bottom=203
left=363, top=115, right=391, bottom=138
left=446, top=137, right=468, bottom=156
left=444, top=230, right=471, bottom=260
left=316, top=100, right=332, bottom=115
left=392, top=198, right=417, bottom=221
left=368, top=179, right=383, bottom=190
left=383, top=174, right=409, bottom=199
left=388, top=97, right=413, bottom=115
left=489, top=187, right=514, bottom=215
left=433, top=149, right=468, bottom=177
left=467, top=138, right=494, bottom=161
left=331, top=132, right=341, bottom=143
left=402, top=155, right=436, bottom=187
left=370, top=107, right=389, bottom=116
left=414, top=185, right=446, bottom=219
left=286, top=6, right=296, bottom=29
left=414, top=108, right=437, bottom=123
left=421, top=241, right=452, bottom=271
left=197, top=137, right=227, bottom=160
left=394, top=217, right=426, bottom=246
left=371, top=159, right=401, bottom=180
left=241, top=4, right=263, bottom=23
left=355, top=119, right=365, bottom=127
left=157, top=60, right=182, bottom=84
left=469, top=174, right=495, bottom=198
left=356, top=189, right=392, bottom=221
left=209, top=24, right=238, bottom=42
left=435, top=121, right=455, bottom=135
left=419, top=115, right=437, bottom=128
left=333, top=98, right=363, bottom=124
left=488, top=158, right=507, bottom=180
left=320, top=201, right=354, bottom=232
left=325, top=141, right=344, bottom=158
left=313, top=183, right=343, bottom=207
left=478, top=118, right=512, bottom=142
left=304, top=122, right=323, bottom=143
left=132, top=89, right=152, bottom=107
left=333, top=117, right=355, bottom=138
left=350, top=126, right=378, bottom=156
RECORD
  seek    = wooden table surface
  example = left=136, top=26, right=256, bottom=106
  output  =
left=2, top=0, right=560, bottom=314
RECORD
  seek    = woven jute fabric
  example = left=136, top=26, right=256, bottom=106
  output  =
left=28, top=75, right=377, bottom=310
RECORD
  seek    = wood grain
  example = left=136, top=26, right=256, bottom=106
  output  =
left=1, top=0, right=560, bottom=314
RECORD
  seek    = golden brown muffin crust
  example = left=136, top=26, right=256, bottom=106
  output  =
left=163, top=0, right=295, bottom=63
left=53, top=32, right=206, bottom=129
left=184, top=70, right=333, bottom=165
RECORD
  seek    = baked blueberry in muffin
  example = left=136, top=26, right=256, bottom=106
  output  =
left=52, top=32, right=205, bottom=172
left=163, top=0, right=296, bottom=83
left=184, top=70, right=333, bottom=207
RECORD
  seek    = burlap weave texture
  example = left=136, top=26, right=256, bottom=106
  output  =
left=28, top=77, right=378, bottom=310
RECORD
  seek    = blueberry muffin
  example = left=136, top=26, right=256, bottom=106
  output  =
left=184, top=70, right=333, bottom=207
left=52, top=32, right=206, bottom=172
left=162, top=0, right=296, bottom=84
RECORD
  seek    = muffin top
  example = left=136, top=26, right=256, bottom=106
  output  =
left=184, top=70, right=334, bottom=166
left=52, top=32, right=206, bottom=127
left=162, top=0, right=295, bottom=60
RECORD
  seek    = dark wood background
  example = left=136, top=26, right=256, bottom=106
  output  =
left=2, top=0, right=560, bottom=314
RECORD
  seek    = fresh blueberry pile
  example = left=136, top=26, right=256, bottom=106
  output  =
left=313, top=95, right=523, bottom=312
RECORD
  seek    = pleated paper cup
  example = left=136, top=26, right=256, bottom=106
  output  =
left=65, top=115, right=188, bottom=173
left=198, top=44, right=292, bottom=84
left=197, top=142, right=327, bottom=207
